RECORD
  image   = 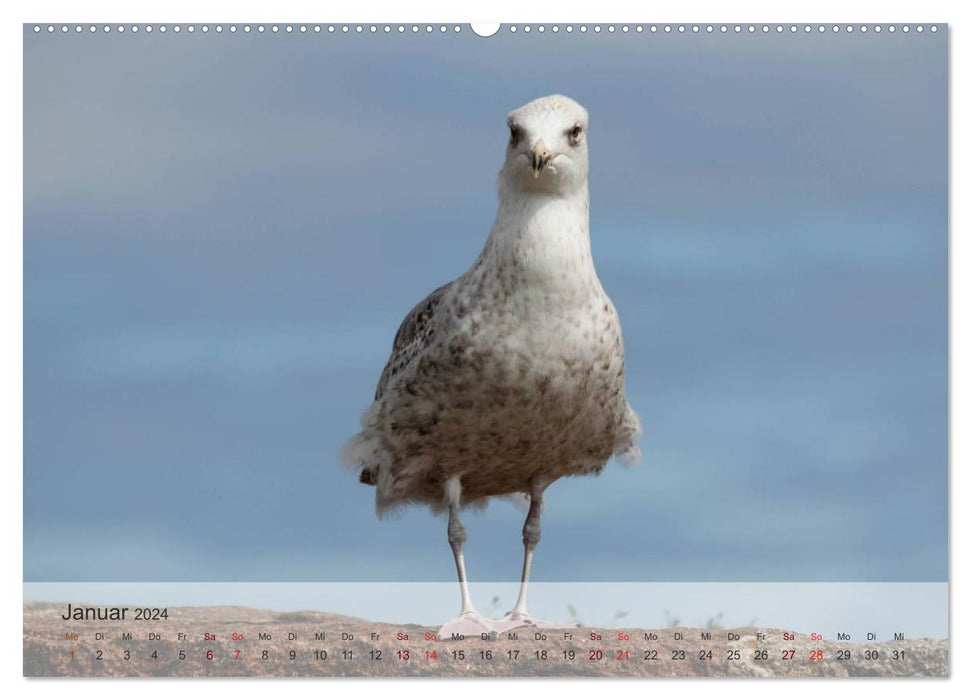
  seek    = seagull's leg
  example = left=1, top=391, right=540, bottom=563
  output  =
left=437, top=476, right=496, bottom=639
left=494, top=483, right=569, bottom=630
left=448, top=488, right=475, bottom=616
left=506, top=484, right=544, bottom=623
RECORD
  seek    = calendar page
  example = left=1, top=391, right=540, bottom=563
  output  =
left=22, top=21, right=948, bottom=678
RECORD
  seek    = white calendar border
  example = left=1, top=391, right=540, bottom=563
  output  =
left=2, top=0, right=963, bottom=698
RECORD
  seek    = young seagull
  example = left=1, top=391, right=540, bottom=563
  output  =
left=342, top=95, right=641, bottom=637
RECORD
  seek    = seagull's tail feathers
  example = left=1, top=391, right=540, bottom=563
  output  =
left=338, top=431, right=374, bottom=477
left=339, top=404, right=387, bottom=492
left=374, top=497, right=409, bottom=520
left=615, top=442, right=642, bottom=467
left=613, top=405, right=643, bottom=468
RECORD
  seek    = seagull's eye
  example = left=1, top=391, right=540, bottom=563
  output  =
left=568, top=124, right=583, bottom=145
left=508, top=124, right=523, bottom=147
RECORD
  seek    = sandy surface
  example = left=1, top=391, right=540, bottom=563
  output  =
left=24, top=602, right=948, bottom=677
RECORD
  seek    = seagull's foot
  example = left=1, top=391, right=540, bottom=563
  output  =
left=437, top=611, right=497, bottom=640
left=492, top=610, right=572, bottom=633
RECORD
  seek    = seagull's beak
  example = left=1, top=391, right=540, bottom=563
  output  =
left=529, top=139, right=552, bottom=178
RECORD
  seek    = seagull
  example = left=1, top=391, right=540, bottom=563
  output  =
left=341, top=94, right=641, bottom=637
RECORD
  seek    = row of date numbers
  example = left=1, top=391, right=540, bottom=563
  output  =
left=75, top=648, right=907, bottom=663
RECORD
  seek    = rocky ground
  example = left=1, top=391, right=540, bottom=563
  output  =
left=24, top=602, right=948, bottom=677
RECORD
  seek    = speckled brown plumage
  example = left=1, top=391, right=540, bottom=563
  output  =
left=342, top=95, right=641, bottom=516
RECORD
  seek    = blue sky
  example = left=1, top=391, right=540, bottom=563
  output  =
left=24, top=27, right=947, bottom=582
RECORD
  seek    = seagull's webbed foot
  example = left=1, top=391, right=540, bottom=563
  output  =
left=492, top=610, right=572, bottom=632
left=437, top=611, right=497, bottom=639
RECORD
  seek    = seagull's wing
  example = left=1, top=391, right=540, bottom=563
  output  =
left=374, top=281, right=454, bottom=400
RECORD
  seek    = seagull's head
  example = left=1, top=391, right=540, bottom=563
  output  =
left=500, top=94, right=590, bottom=197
